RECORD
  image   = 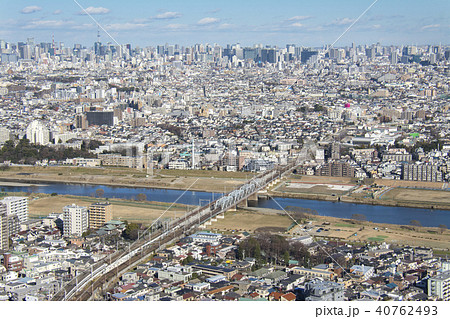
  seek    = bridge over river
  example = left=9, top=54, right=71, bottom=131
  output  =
left=52, top=160, right=298, bottom=301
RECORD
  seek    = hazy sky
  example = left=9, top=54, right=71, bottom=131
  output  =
left=0, top=0, right=448, bottom=47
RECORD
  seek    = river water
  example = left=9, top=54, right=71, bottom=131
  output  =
left=1, top=182, right=448, bottom=227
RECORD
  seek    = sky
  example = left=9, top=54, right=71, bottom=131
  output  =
left=0, top=0, right=448, bottom=48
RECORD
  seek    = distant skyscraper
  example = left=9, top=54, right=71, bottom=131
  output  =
left=301, top=50, right=318, bottom=64
left=365, top=47, right=375, bottom=59
left=94, top=41, right=101, bottom=55
left=390, top=51, right=398, bottom=64
left=429, top=53, right=437, bottom=64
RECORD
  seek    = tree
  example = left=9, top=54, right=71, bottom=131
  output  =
left=95, top=188, right=105, bottom=198
left=82, top=229, right=92, bottom=237
left=122, top=222, right=141, bottom=240
left=283, top=251, right=290, bottom=266
left=438, top=224, right=447, bottom=234
left=136, top=193, right=147, bottom=201
left=182, top=255, right=194, bottom=265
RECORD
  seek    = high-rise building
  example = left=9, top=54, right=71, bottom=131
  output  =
left=0, top=196, right=28, bottom=224
left=301, top=50, right=318, bottom=64
left=63, top=204, right=88, bottom=237
left=390, top=51, right=398, bottom=64
left=26, top=120, right=50, bottom=145
left=0, top=203, right=8, bottom=252
left=88, top=202, right=113, bottom=229
left=86, top=111, right=114, bottom=126
left=428, top=271, right=450, bottom=301
left=75, top=114, right=88, bottom=129
left=365, top=47, right=375, bottom=59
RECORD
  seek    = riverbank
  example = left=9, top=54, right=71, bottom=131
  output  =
left=0, top=172, right=243, bottom=194
left=268, top=190, right=450, bottom=211
left=2, top=173, right=450, bottom=211
left=206, top=207, right=450, bottom=251
left=27, top=193, right=191, bottom=224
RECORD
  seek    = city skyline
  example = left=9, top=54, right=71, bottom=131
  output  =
left=0, top=0, right=448, bottom=47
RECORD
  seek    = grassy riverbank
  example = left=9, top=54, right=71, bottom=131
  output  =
left=26, top=193, right=193, bottom=224
left=204, top=207, right=450, bottom=251
left=0, top=166, right=253, bottom=193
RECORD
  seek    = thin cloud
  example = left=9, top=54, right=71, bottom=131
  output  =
left=22, top=20, right=73, bottom=30
left=197, top=17, right=220, bottom=25
left=21, top=6, right=42, bottom=14
left=78, top=7, right=110, bottom=15
left=329, top=17, right=355, bottom=26
left=106, top=23, right=149, bottom=31
left=207, top=9, right=221, bottom=14
left=154, top=12, right=182, bottom=20
left=287, top=16, right=312, bottom=21
left=290, top=22, right=305, bottom=28
left=218, top=23, right=235, bottom=30
left=53, top=10, right=62, bottom=15
left=71, top=23, right=95, bottom=31
left=421, top=24, right=440, bottom=30
left=164, top=24, right=187, bottom=30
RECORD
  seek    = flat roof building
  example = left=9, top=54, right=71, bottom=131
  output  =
left=0, top=196, right=28, bottom=224
left=428, top=271, right=450, bottom=301
left=63, top=204, right=88, bottom=237
left=88, top=202, right=112, bottom=229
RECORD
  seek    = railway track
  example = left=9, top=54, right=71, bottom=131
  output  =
left=53, top=162, right=298, bottom=301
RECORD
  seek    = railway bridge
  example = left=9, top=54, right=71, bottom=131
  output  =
left=52, top=160, right=298, bottom=301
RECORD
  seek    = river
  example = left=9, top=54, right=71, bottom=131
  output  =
left=1, top=182, right=448, bottom=228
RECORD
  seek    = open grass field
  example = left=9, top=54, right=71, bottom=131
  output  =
left=28, top=194, right=190, bottom=224
left=204, top=209, right=292, bottom=233
left=380, top=187, right=450, bottom=205
left=204, top=207, right=449, bottom=250
left=375, top=179, right=445, bottom=189
left=298, top=215, right=450, bottom=250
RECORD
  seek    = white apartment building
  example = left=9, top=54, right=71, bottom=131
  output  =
left=26, top=120, right=50, bottom=145
left=63, top=204, right=88, bottom=237
left=0, top=203, right=8, bottom=251
left=0, top=127, right=10, bottom=144
left=428, top=271, right=450, bottom=301
left=0, top=196, right=28, bottom=223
